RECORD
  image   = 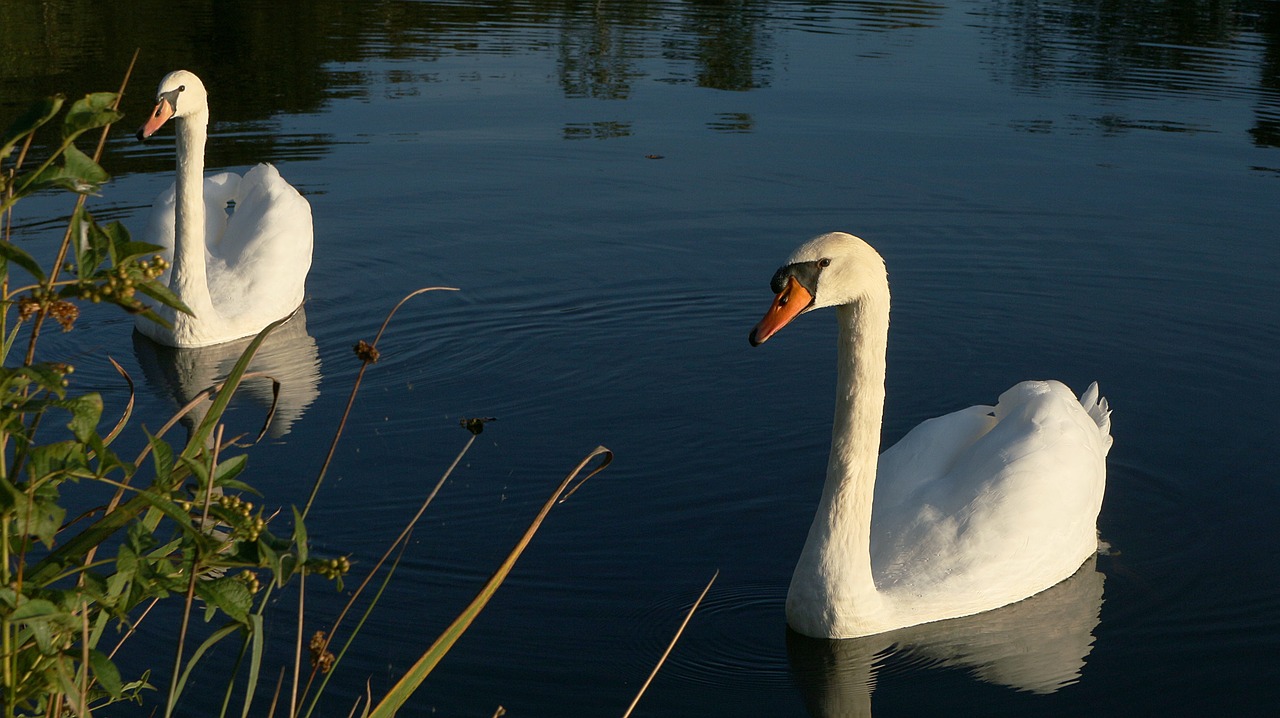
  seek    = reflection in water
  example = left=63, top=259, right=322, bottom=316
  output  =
left=4, top=0, right=1278, bottom=158
left=788, top=558, right=1104, bottom=717
left=708, top=112, right=756, bottom=133
left=132, top=309, right=321, bottom=442
left=980, top=0, right=1280, bottom=146
left=563, top=120, right=634, bottom=140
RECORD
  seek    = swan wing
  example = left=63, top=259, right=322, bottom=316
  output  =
left=205, top=163, right=313, bottom=321
left=872, top=381, right=1108, bottom=617
left=875, top=404, right=998, bottom=515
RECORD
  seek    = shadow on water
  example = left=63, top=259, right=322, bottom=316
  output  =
left=787, top=556, right=1104, bottom=717
left=131, top=308, right=322, bottom=442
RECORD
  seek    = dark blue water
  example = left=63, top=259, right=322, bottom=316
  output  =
left=5, top=1, right=1279, bottom=715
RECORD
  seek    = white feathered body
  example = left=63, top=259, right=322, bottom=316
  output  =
left=136, top=164, right=312, bottom=347
left=760, top=232, right=1112, bottom=639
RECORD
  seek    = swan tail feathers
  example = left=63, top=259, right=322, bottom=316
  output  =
left=1080, top=381, right=1113, bottom=455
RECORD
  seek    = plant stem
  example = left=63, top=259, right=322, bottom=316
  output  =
left=166, top=422, right=223, bottom=718
left=301, top=287, right=457, bottom=520
left=2, top=514, right=12, bottom=718
left=291, top=572, right=305, bottom=718
left=21, top=50, right=135, bottom=367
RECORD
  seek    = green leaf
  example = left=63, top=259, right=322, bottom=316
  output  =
left=240, top=614, right=265, bottom=718
left=194, top=577, right=252, bottom=624
left=292, top=506, right=308, bottom=565
left=115, top=543, right=139, bottom=583
left=181, top=455, right=211, bottom=494
left=63, top=92, right=122, bottom=139
left=212, top=454, right=248, bottom=488
left=26, top=490, right=151, bottom=588
left=54, top=392, right=104, bottom=443
left=26, top=440, right=90, bottom=486
left=136, top=277, right=194, bottom=317
left=7, top=598, right=60, bottom=621
left=132, top=487, right=205, bottom=540
left=89, top=649, right=124, bottom=698
left=0, top=475, right=67, bottom=549
left=256, top=539, right=281, bottom=582
left=16, top=142, right=109, bottom=196
left=14, top=363, right=70, bottom=397
left=102, top=221, right=165, bottom=264
left=216, top=477, right=261, bottom=496
left=0, top=94, right=63, bottom=161
left=61, top=143, right=110, bottom=192
left=0, top=240, right=46, bottom=282
left=147, top=429, right=175, bottom=488
left=73, top=206, right=107, bottom=276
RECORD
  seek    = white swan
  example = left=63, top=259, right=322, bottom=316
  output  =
left=749, top=232, right=1111, bottom=639
left=135, top=70, right=312, bottom=348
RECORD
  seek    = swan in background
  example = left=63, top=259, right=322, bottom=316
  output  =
left=136, top=69, right=312, bottom=348
left=132, top=307, right=321, bottom=442
left=749, top=232, right=1111, bottom=639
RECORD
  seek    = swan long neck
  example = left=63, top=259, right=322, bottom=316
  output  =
left=788, top=280, right=891, bottom=635
left=170, top=108, right=215, bottom=318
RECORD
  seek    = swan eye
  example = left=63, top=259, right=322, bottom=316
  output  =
left=178, top=85, right=186, bottom=92
left=818, top=258, right=831, bottom=268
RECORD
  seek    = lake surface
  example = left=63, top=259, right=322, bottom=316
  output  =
left=4, top=0, right=1279, bottom=715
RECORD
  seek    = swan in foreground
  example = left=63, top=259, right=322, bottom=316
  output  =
left=749, top=232, right=1111, bottom=639
left=136, top=70, right=312, bottom=347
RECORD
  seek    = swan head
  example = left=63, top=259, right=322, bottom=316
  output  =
left=137, top=70, right=208, bottom=141
left=749, top=232, right=887, bottom=346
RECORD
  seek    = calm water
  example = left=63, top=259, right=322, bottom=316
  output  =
left=4, top=0, right=1280, bottom=715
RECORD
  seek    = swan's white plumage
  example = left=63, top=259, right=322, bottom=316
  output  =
left=136, top=70, right=312, bottom=347
left=752, top=232, right=1111, bottom=639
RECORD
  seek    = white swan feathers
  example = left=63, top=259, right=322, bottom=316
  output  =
left=750, top=232, right=1111, bottom=639
left=136, top=70, right=312, bottom=348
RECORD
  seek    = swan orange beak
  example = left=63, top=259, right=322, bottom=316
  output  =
left=137, top=98, right=175, bottom=141
left=750, top=276, right=813, bottom=346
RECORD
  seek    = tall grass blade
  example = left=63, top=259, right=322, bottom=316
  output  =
left=367, top=446, right=613, bottom=718
left=239, top=613, right=265, bottom=718
left=165, top=623, right=240, bottom=716
left=182, top=314, right=291, bottom=460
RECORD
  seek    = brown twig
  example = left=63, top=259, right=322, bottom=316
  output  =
left=301, top=286, right=458, bottom=519
left=621, top=570, right=720, bottom=718
left=297, top=428, right=480, bottom=714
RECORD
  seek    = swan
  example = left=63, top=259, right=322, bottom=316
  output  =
left=135, top=70, right=312, bottom=348
left=749, top=232, right=1111, bottom=639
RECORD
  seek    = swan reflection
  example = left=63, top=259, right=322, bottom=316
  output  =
left=787, top=557, right=1104, bottom=717
left=132, top=308, right=321, bottom=441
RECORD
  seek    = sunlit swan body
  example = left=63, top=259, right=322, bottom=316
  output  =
left=750, top=232, right=1111, bottom=639
left=136, top=70, right=312, bottom=348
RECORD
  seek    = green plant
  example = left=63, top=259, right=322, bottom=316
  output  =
left=2, top=72, right=700, bottom=718
left=0, top=71, right=352, bottom=716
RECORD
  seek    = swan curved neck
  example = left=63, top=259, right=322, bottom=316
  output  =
left=171, top=109, right=214, bottom=318
left=787, top=285, right=891, bottom=636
